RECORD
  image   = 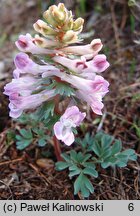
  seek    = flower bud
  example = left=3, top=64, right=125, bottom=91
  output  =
left=33, top=19, right=56, bottom=36
left=43, top=10, right=57, bottom=27
left=58, top=3, right=66, bottom=12
left=34, top=35, right=58, bottom=48
left=44, top=5, right=65, bottom=27
left=62, top=30, right=78, bottom=44
left=33, top=19, right=47, bottom=31
left=34, top=35, right=47, bottom=47
left=62, top=18, right=74, bottom=31
left=44, top=4, right=73, bottom=29
left=42, top=3, right=84, bottom=45
left=73, top=18, right=84, bottom=32
left=52, top=8, right=66, bottom=22
left=51, top=3, right=69, bottom=24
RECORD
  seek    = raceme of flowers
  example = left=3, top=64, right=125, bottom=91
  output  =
left=4, top=3, right=110, bottom=146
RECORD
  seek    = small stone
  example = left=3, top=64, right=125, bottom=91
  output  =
left=36, top=158, right=54, bottom=169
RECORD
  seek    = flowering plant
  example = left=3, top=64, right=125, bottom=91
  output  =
left=4, top=3, right=109, bottom=148
left=3, top=3, right=137, bottom=198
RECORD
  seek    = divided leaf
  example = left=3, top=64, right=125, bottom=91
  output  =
left=55, top=150, right=98, bottom=198
left=16, top=129, right=33, bottom=150
left=56, top=161, right=70, bottom=170
left=32, top=101, right=55, bottom=121
left=46, top=80, right=75, bottom=97
left=83, top=167, right=98, bottom=178
left=74, top=173, right=94, bottom=198
left=76, top=131, right=137, bottom=169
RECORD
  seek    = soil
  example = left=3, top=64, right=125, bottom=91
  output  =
left=0, top=0, right=140, bottom=200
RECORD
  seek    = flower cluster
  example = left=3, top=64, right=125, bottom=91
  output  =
left=4, top=3, right=110, bottom=146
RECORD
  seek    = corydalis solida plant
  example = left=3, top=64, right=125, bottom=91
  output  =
left=4, top=3, right=110, bottom=156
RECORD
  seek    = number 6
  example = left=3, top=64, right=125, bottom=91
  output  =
left=128, top=203, right=134, bottom=211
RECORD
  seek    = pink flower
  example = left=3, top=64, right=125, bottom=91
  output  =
left=54, top=106, right=86, bottom=146
left=15, top=33, right=59, bottom=55
left=76, top=75, right=109, bottom=115
left=86, top=54, right=110, bottom=73
left=4, top=65, right=56, bottom=118
left=41, top=68, right=109, bottom=94
left=42, top=69, right=109, bottom=115
left=8, top=89, right=55, bottom=118
left=14, top=52, right=34, bottom=70
left=3, top=76, right=40, bottom=97
left=48, top=70, right=109, bottom=95
left=15, top=33, right=40, bottom=54
left=13, top=69, right=21, bottom=79
left=60, top=39, right=103, bottom=58
left=53, top=54, right=109, bottom=80
left=14, top=52, right=59, bottom=76
left=64, top=74, right=109, bottom=115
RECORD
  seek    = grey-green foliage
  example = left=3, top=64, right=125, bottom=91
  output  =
left=46, top=80, right=75, bottom=97
left=90, top=132, right=137, bottom=168
left=31, top=101, right=60, bottom=129
left=56, top=150, right=97, bottom=198
left=56, top=131, right=137, bottom=198
left=16, top=127, right=50, bottom=150
left=15, top=101, right=57, bottom=150
left=16, top=129, right=33, bottom=150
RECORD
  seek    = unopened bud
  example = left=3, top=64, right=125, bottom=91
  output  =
left=34, top=34, right=58, bottom=48
left=47, top=5, right=66, bottom=24
left=43, top=3, right=85, bottom=45
left=34, top=35, right=47, bottom=47
left=52, top=9, right=66, bottom=22
left=73, top=18, right=84, bottom=32
left=43, top=10, right=57, bottom=27
left=58, top=3, right=65, bottom=12
left=62, top=30, right=78, bottom=44
left=62, top=18, right=73, bottom=31
left=44, top=3, right=72, bottom=29
left=33, top=19, right=56, bottom=36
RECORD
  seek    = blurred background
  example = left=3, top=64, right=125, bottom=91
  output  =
left=0, top=0, right=140, bottom=199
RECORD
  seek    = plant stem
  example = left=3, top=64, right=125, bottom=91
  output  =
left=53, top=135, right=62, bottom=161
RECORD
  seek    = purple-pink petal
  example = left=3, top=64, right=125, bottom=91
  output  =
left=54, top=122, right=64, bottom=140
left=14, top=52, right=33, bottom=70
left=91, top=54, right=110, bottom=72
left=62, top=131, right=75, bottom=146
